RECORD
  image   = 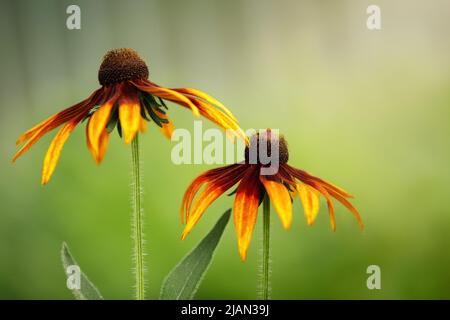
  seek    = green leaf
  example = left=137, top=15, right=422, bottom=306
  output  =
left=160, top=209, right=231, bottom=300
left=61, top=242, right=104, bottom=300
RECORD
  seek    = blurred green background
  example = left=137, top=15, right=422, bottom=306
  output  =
left=1, top=0, right=450, bottom=299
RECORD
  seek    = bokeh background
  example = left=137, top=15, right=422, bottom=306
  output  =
left=1, top=0, right=449, bottom=299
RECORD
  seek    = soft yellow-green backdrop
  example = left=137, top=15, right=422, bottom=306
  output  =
left=1, top=0, right=449, bottom=299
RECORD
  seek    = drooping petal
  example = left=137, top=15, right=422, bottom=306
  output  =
left=87, top=124, right=110, bottom=164
left=118, top=91, right=141, bottom=144
left=160, top=121, right=173, bottom=139
left=181, top=174, right=213, bottom=224
left=278, top=164, right=296, bottom=185
left=96, top=129, right=110, bottom=164
left=16, top=107, right=78, bottom=146
left=313, top=176, right=353, bottom=198
left=180, top=164, right=246, bottom=224
left=233, top=166, right=261, bottom=261
left=284, top=164, right=362, bottom=230
left=139, top=117, right=147, bottom=133
left=325, top=188, right=364, bottom=230
left=41, top=119, right=80, bottom=184
left=132, top=80, right=200, bottom=116
left=154, top=109, right=174, bottom=139
left=13, top=88, right=104, bottom=162
left=132, top=79, right=248, bottom=144
left=16, top=88, right=105, bottom=146
left=285, top=164, right=353, bottom=198
left=308, top=181, right=336, bottom=231
left=190, top=97, right=248, bottom=144
left=172, top=87, right=237, bottom=121
left=181, top=184, right=227, bottom=240
left=181, top=165, right=246, bottom=240
left=86, top=96, right=117, bottom=162
left=260, top=175, right=293, bottom=229
left=297, top=183, right=320, bottom=225
left=86, top=122, right=94, bottom=156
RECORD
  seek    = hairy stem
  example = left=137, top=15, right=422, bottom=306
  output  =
left=260, top=193, right=271, bottom=300
left=131, top=134, right=145, bottom=300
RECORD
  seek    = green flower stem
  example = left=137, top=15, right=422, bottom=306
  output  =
left=131, top=134, right=145, bottom=300
left=260, top=193, right=271, bottom=300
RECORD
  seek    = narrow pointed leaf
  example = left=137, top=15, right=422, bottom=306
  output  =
left=160, top=209, right=231, bottom=300
left=61, top=242, right=104, bottom=300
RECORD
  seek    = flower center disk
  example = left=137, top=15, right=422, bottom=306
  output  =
left=245, top=131, right=289, bottom=165
left=98, top=48, right=149, bottom=85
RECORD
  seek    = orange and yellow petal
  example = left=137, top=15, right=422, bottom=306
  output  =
left=308, top=181, right=336, bottom=231
left=172, top=87, right=237, bottom=122
left=16, top=100, right=87, bottom=146
left=154, top=109, right=174, bottom=139
left=132, top=80, right=200, bottom=116
left=98, top=129, right=110, bottom=163
left=13, top=88, right=104, bottom=162
left=14, top=124, right=58, bottom=163
left=181, top=178, right=235, bottom=240
left=314, top=177, right=353, bottom=198
left=139, top=117, right=147, bottom=133
left=190, top=98, right=247, bottom=144
left=119, top=98, right=141, bottom=144
left=326, top=188, right=364, bottom=229
left=289, top=165, right=353, bottom=198
left=284, top=164, right=363, bottom=230
left=181, top=183, right=227, bottom=240
left=16, top=112, right=70, bottom=147
left=133, top=80, right=249, bottom=144
left=180, top=174, right=211, bottom=224
left=180, top=164, right=244, bottom=223
left=233, top=167, right=261, bottom=261
left=160, top=121, right=174, bottom=139
left=41, top=120, right=80, bottom=184
left=14, top=109, right=81, bottom=162
left=181, top=164, right=248, bottom=239
left=260, top=175, right=293, bottom=229
left=86, top=100, right=116, bottom=162
left=297, top=183, right=320, bottom=225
